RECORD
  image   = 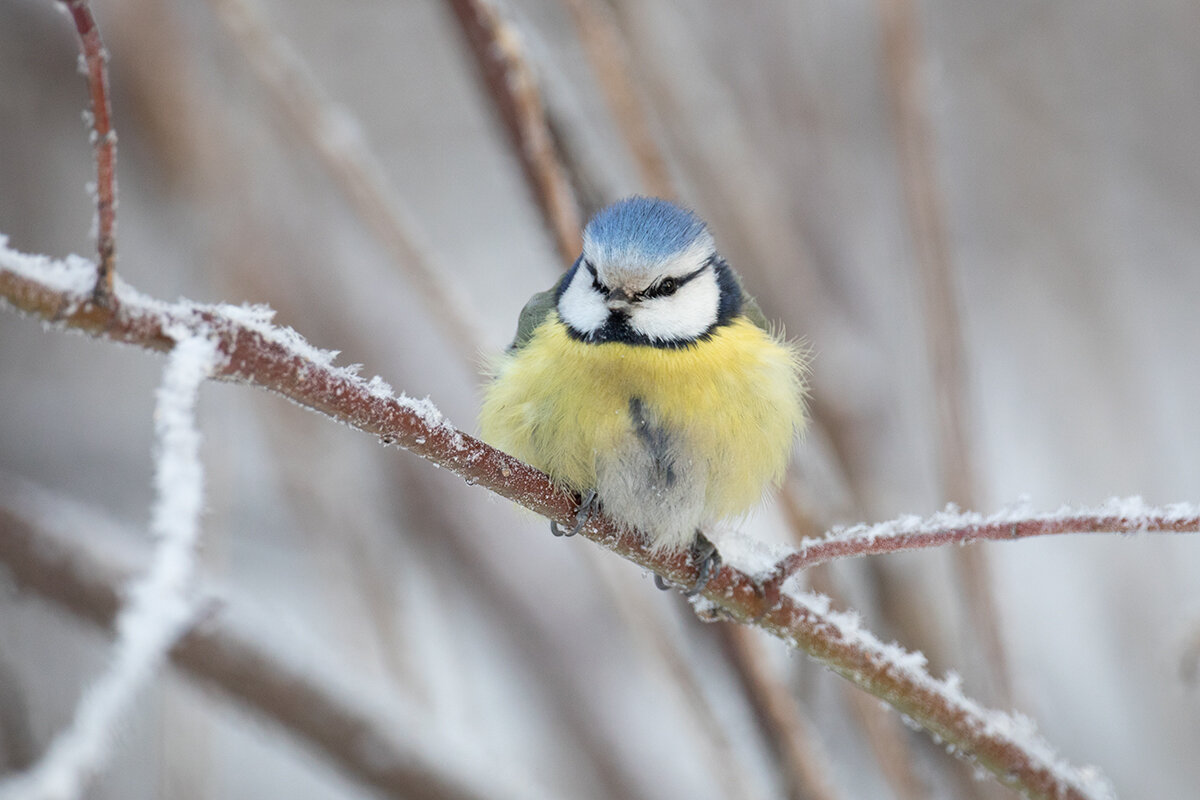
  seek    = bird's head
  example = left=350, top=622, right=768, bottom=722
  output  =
left=556, top=197, right=741, bottom=347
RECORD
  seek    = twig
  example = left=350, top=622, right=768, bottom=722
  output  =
left=876, top=0, right=1011, bottom=710
left=785, top=493, right=930, bottom=800
left=563, top=0, right=673, bottom=199
left=445, top=0, right=583, bottom=264
left=57, top=0, right=117, bottom=307
left=769, top=500, right=1200, bottom=584
left=0, top=245, right=1131, bottom=800
left=719, top=625, right=841, bottom=800
left=0, top=493, right=551, bottom=800
left=0, top=335, right=218, bottom=800
left=0, top=656, right=35, bottom=773
left=203, top=0, right=486, bottom=361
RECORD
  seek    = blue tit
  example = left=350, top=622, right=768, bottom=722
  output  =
left=480, top=197, right=806, bottom=586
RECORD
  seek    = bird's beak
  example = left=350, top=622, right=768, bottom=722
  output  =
left=605, top=287, right=635, bottom=312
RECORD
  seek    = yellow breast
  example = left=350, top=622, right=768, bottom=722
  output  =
left=480, top=313, right=806, bottom=526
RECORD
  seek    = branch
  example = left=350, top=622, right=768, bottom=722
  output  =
left=768, top=499, right=1200, bottom=583
left=445, top=0, right=583, bottom=263
left=0, top=335, right=218, bottom=800
left=1, top=242, right=1130, bottom=800
left=58, top=0, right=117, bottom=306
left=0, top=486, right=550, bottom=800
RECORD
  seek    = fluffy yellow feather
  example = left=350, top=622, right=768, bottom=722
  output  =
left=480, top=312, right=806, bottom=551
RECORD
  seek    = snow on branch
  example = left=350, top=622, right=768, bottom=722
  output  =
left=766, top=497, right=1200, bottom=586
left=2, top=239, right=1168, bottom=799
left=0, top=332, right=219, bottom=800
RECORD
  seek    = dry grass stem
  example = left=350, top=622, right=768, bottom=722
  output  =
left=445, top=0, right=583, bottom=263
left=204, top=0, right=486, bottom=360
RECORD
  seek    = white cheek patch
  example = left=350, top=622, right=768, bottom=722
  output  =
left=557, top=267, right=608, bottom=334
left=629, top=272, right=721, bottom=342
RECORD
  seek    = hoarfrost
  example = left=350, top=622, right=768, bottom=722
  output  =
left=716, top=530, right=793, bottom=580
left=365, top=374, right=394, bottom=398
left=0, top=236, right=97, bottom=299
left=213, top=301, right=340, bottom=367
left=783, top=583, right=1118, bottom=800
left=0, top=333, right=220, bottom=800
left=796, top=496, right=1200, bottom=557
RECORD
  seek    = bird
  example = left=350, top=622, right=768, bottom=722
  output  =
left=479, top=196, right=807, bottom=592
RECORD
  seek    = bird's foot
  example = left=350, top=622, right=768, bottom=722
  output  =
left=550, top=489, right=599, bottom=538
left=654, top=532, right=721, bottom=595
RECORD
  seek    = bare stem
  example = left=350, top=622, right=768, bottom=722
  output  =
left=203, top=0, right=486, bottom=361
left=876, top=0, right=1012, bottom=713
left=58, top=0, right=117, bottom=307
left=719, top=625, right=841, bottom=800
left=445, top=0, right=583, bottom=263
left=769, top=506, right=1200, bottom=584
left=563, top=0, right=673, bottom=199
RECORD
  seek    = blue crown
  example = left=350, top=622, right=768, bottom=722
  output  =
left=583, top=197, right=711, bottom=263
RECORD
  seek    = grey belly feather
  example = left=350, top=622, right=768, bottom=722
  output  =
left=594, top=396, right=706, bottom=552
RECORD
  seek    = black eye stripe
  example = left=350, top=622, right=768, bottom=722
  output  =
left=585, top=260, right=606, bottom=292
left=641, top=262, right=709, bottom=299
left=584, top=258, right=713, bottom=300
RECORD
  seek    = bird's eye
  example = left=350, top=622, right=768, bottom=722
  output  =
left=644, top=277, right=678, bottom=299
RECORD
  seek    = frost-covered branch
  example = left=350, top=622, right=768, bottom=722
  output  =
left=57, top=0, right=117, bottom=306
left=0, top=334, right=218, bottom=800
left=0, top=485, right=549, bottom=800
left=445, top=0, right=583, bottom=263
left=1, top=241, right=1134, bottom=800
left=767, top=499, right=1200, bottom=587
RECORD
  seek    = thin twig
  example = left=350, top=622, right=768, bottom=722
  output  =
left=562, top=0, right=673, bottom=198
left=769, top=501, right=1200, bottom=584
left=876, top=0, right=1012, bottom=710
left=719, top=625, right=841, bottom=800
left=0, top=336, right=218, bottom=800
left=0, top=498, right=550, bottom=800
left=0, top=249, right=1133, bottom=800
left=445, top=0, right=583, bottom=264
left=203, top=0, right=486, bottom=361
left=58, top=0, right=117, bottom=306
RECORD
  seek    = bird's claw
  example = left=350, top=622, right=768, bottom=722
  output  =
left=550, top=489, right=599, bottom=537
left=655, top=532, right=721, bottom=595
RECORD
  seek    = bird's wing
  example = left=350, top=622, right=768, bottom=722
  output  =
left=731, top=270, right=772, bottom=332
left=510, top=273, right=568, bottom=351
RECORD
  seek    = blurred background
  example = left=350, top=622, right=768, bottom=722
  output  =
left=2, top=0, right=1199, bottom=798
